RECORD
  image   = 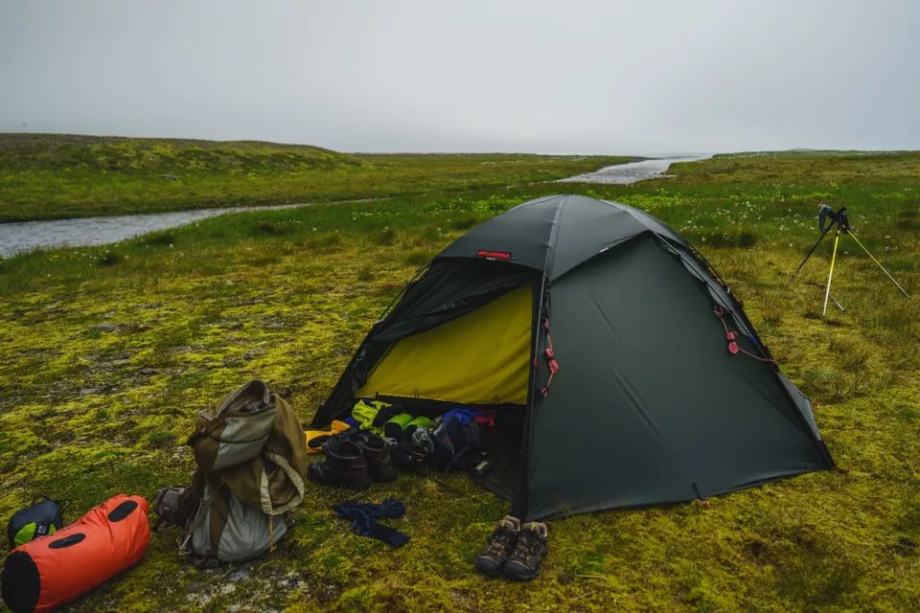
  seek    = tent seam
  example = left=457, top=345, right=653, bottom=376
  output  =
left=518, top=197, right=567, bottom=518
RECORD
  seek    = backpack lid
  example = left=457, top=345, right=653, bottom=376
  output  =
left=189, top=380, right=278, bottom=471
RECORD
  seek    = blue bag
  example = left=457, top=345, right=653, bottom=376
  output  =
left=6, top=496, right=65, bottom=549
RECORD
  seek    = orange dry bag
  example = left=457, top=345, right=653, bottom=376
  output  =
left=1, top=494, right=149, bottom=613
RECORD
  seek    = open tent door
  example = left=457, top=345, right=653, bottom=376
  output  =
left=356, top=284, right=533, bottom=406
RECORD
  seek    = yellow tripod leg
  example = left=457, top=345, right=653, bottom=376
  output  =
left=822, top=230, right=840, bottom=317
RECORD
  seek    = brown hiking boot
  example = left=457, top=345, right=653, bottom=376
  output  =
left=474, top=515, right=521, bottom=576
left=503, top=521, right=548, bottom=581
left=347, top=430, right=397, bottom=482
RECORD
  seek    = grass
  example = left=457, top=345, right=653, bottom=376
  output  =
left=0, top=134, right=627, bottom=221
left=0, top=151, right=918, bottom=611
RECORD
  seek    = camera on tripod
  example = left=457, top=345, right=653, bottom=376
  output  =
left=787, top=204, right=910, bottom=316
left=817, top=204, right=849, bottom=234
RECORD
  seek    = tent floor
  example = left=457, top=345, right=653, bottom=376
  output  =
left=471, top=408, right=525, bottom=501
left=368, top=395, right=526, bottom=503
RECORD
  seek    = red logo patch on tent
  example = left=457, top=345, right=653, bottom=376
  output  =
left=476, top=249, right=512, bottom=261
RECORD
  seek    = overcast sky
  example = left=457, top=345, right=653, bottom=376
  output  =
left=2, top=1, right=919, bottom=154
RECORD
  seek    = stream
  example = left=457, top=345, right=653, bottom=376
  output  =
left=0, top=203, right=310, bottom=259
left=0, top=156, right=708, bottom=258
left=557, top=155, right=709, bottom=185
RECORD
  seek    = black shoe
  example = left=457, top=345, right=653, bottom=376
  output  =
left=307, top=437, right=371, bottom=489
left=503, top=521, right=548, bottom=581
left=391, top=438, right=424, bottom=471
left=350, top=431, right=397, bottom=482
left=474, top=515, right=521, bottom=577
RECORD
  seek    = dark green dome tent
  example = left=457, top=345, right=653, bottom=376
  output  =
left=312, top=195, right=834, bottom=520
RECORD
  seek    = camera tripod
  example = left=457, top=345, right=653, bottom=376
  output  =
left=786, top=205, right=910, bottom=316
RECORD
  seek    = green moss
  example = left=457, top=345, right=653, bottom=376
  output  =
left=0, top=151, right=917, bottom=610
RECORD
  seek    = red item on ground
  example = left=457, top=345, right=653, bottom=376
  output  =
left=1, top=494, right=150, bottom=613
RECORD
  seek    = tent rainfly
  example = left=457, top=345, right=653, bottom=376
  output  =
left=312, top=195, right=834, bottom=520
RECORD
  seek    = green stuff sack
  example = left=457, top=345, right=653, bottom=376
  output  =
left=405, top=416, right=432, bottom=435
left=350, top=399, right=392, bottom=432
left=383, top=413, right=413, bottom=439
left=7, top=496, right=64, bottom=549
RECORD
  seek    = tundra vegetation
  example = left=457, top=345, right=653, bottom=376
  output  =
left=0, top=140, right=918, bottom=611
left=0, top=134, right=626, bottom=221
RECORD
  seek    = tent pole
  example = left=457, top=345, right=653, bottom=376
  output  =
left=512, top=273, right=548, bottom=519
left=822, top=229, right=840, bottom=317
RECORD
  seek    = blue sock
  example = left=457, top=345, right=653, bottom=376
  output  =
left=334, top=499, right=410, bottom=548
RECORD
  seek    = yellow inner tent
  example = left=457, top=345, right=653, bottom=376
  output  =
left=357, top=284, right=533, bottom=405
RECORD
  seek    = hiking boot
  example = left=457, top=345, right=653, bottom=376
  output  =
left=350, top=431, right=397, bottom=482
left=503, top=521, right=548, bottom=581
left=474, top=515, right=521, bottom=577
left=307, top=437, right=371, bottom=489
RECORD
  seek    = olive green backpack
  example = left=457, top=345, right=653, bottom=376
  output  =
left=154, top=380, right=308, bottom=562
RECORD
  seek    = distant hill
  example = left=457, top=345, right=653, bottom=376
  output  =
left=0, top=133, right=362, bottom=174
